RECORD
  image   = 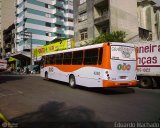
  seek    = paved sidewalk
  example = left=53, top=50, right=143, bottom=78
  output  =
left=0, top=71, right=40, bottom=76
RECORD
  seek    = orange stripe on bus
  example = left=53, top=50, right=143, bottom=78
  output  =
left=44, top=64, right=104, bottom=72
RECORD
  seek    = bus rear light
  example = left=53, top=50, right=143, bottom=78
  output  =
left=105, top=71, right=108, bottom=74
left=107, top=74, right=109, bottom=77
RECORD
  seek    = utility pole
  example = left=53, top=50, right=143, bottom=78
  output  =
left=23, top=31, right=32, bottom=72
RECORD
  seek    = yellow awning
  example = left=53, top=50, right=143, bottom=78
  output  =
left=8, top=57, right=16, bottom=62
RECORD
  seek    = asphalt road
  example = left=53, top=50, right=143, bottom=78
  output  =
left=0, top=74, right=160, bottom=128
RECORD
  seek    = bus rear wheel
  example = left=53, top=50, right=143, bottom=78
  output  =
left=69, top=75, right=76, bottom=88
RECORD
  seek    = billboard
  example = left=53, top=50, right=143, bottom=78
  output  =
left=33, top=38, right=74, bottom=61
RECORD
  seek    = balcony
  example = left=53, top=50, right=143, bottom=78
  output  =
left=56, top=28, right=65, bottom=35
left=55, top=19, right=65, bottom=26
left=94, top=0, right=106, bottom=6
left=94, top=12, right=109, bottom=25
left=54, top=1, right=65, bottom=9
left=78, top=3, right=87, bottom=13
left=55, top=9, right=65, bottom=17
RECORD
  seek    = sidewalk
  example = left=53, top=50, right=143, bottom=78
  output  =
left=0, top=71, right=40, bottom=76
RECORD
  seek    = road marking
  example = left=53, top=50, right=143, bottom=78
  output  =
left=0, top=88, right=23, bottom=98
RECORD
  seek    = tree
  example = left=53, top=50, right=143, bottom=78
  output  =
left=92, top=31, right=127, bottom=44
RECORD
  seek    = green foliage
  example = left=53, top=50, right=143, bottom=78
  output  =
left=92, top=31, right=127, bottom=44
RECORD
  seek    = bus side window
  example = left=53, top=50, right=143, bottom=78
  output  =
left=41, top=56, right=45, bottom=67
left=45, top=56, right=48, bottom=64
left=72, top=51, right=83, bottom=65
left=48, top=55, right=52, bottom=64
left=63, top=52, right=72, bottom=65
left=52, top=55, right=56, bottom=64
left=84, top=48, right=98, bottom=65
left=46, top=55, right=50, bottom=64
left=98, top=48, right=103, bottom=65
left=55, top=53, right=63, bottom=64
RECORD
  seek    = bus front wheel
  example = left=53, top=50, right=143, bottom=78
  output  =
left=45, top=72, right=49, bottom=80
left=69, top=75, right=76, bottom=88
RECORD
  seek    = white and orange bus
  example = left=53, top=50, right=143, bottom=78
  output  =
left=41, top=42, right=137, bottom=88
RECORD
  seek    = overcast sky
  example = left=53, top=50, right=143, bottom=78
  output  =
left=154, top=0, right=160, bottom=6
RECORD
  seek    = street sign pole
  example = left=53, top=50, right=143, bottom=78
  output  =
left=23, top=32, right=32, bottom=73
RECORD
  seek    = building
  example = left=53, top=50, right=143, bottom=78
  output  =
left=14, top=0, right=74, bottom=67
left=0, top=0, right=16, bottom=58
left=3, top=24, right=15, bottom=58
left=137, top=0, right=160, bottom=41
left=74, top=0, right=138, bottom=46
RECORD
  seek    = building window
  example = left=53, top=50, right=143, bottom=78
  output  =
left=46, top=32, right=52, bottom=37
left=56, top=34, right=62, bottom=38
left=80, top=0, right=86, bottom=5
left=139, top=27, right=152, bottom=40
left=56, top=16, right=64, bottom=21
left=66, top=9, right=73, bottom=13
left=66, top=27, right=74, bottom=30
left=67, top=18, right=73, bottom=22
left=56, top=7, right=65, bottom=13
left=45, top=22, right=51, bottom=27
left=100, top=26, right=108, bottom=34
left=78, top=12, right=87, bottom=22
left=55, top=24, right=62, bottom=29
left=46, top=41, right=50, bottom=44
left=45, top=13, right=51, bottom=18
left=45, top=4, right=51, bottom=9
left=80, top=29, right=88, bottom=41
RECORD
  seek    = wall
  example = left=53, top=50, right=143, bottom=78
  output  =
left=110, top=0, right=138, bottom=41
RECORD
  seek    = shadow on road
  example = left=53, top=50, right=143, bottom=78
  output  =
left=47, top=79, right=135, bottom=95
left=78, top=86, right=135, bottom=95
left=0, top=75, right=24, bottom=84
left=10, top=101, right=108, bottom=128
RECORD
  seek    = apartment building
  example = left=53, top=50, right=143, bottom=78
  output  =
left=0, top=0, right=16, bottom=57
left=74, top=0, right=138, bottom=46
left=14, top=0, right=74, bottom=66
left=137, top=0, right=160, bottom=41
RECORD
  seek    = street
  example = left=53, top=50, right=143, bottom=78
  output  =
left=0, top=74, right=160, bottom=128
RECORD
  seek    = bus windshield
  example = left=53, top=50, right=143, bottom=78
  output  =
left=111, top=45, right=136, bottom=61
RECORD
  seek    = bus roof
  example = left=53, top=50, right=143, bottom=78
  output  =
left=43, top=42, right=135, bottom=56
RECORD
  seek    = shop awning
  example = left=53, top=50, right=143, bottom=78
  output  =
left=11, top=51, right=30, bottom=60
left=8, top=57, right=16, bottom=62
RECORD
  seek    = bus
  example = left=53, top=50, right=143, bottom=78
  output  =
left=40, top=42, right=137, bottom=88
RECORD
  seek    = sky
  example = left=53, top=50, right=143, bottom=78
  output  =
left=154, top=0, right=160, bottom=6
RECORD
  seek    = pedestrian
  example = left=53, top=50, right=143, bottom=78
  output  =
left=26, top=66, right=29, bottom=74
